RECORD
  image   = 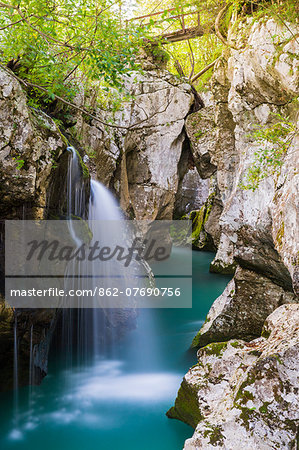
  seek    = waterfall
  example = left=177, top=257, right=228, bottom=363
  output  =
left=61, top=147, right=139, bottom=364
left=29, top=325, right=33, bottom=386
left=60, top=147, right=88, bottom=367
left=67, top=147, right=87, bottom=247
left=89, top=180, right=122, bottom=221
left=67, top=146, right=86, bottom=219
left=13, top=314, right=19, bottom=434
left=13, top=315, right=18, bottom=397
left=7, top=313, right=24, bottom=440
left=28, top=325, right=33, bottom=415
left=88, top=180, right=126, bottom=356
left=4, top=144, right=196, bottom=448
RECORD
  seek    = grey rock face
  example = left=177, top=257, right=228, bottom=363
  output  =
left=171, top=304, right=299, bottom=450
left=174, top=142, right=210, bottom=218
left=172, top=18, right=299, bottom=449
left=0, top=67, right=67, bottom=219
left=211, top=19, right=299, bottom=292
left=0, top=68, right=69, bottom=390
left=73, top=69, right=194, bottom=219
left=185, top=19, right=298, bottom=292
left=185, top=107, right=218, bottom=179
left=192, top=266, right=296, bottom=348
left=174, top=166, right=209, bottom=218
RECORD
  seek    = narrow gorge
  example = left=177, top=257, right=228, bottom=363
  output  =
left=0, top=2, right=298, bottom=450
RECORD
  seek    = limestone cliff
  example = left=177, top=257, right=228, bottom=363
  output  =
left=0, top=15, right=298, bottom=448
left=169, top=18, right=299, bottom=449
left=71, top=65, right=210, bottom=220
left=0, top=67, right=69, bottom=220
left=0, top=67, right=72, bottom=390
left=189, top=19, right=298, bottom=347
left=170, top=304, right=299, bottom=449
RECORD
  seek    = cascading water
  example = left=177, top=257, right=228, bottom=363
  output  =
left=2, top=145, right=230, bottom=450
left=28, top=326, right=33, bottom=387
left=13, top=314, right=18, bottom=426
left=60, top=146, right=90, bottom=366
left=62, top=147, right=140, bottom=363
left=67, top=146, right=87, bottom=244
left=28, top=325, right=33, bottom=415
left=88, top=180, right=124, bottom=356
left=67, top=147, right=86, bottom=220
left=89, top=180, right=122, bottom=222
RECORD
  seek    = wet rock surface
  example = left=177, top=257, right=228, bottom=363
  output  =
left=0, top=295, right=58, bottom=391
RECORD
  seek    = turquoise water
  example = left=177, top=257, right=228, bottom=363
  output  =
left=0, top=251, right=230, bottom=450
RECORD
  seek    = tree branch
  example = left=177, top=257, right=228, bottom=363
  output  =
left=0, top=63, right=129, bottom=130
left=215, top=2, right=238, bottom=50
left=191, top=57, right=220, bottom=84
left=187, top=40, right=195, bottom=80
left=0, top=3, right=88, bottom=51
left=174, top=59, right=185, bottom=78
left=0, top=63, right=180, bottom=132
left=0, top=16, right=32, bottom=30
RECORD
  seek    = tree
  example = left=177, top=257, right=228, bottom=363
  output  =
left=0, top=0, right=146, bottom=106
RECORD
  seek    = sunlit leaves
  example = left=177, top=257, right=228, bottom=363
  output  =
left=241, top=110, right=298, bottom=191
left=0, top=0, right=145, bottom=103
left=133, top=0, right=223, bottom=86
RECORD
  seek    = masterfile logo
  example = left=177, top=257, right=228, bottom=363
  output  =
left=5, top=220, right=192, bottom=309
left=25, top=237, right=170, bottom=266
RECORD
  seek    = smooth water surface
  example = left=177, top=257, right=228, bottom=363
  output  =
left=0, top=251, right=230, bottom=450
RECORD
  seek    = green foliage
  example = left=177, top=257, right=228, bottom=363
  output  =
left=240, top=109, right=298, bottom=191
left=135, top=0, right=224, bottom=89
left=75, top=148, right=89, bottom=179
left=0, top=0, right=147, bottom=107
left=12, top=156, right=25, bottom=169
left=190, top=207, right=205, bottom=246
left=1, top=0, right=296, bottom=114
left=194, top=130, right=205, bottom=139
left=231, top=0, right=298, bottom=25
left=168, top=33, right=223, bottom=90
left=203, top=342, right=228, bottom=356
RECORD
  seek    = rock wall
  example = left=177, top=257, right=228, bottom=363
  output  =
left=0, top=22, right=298, bottom=450
left=0, top=298, right=58, bottom=390
left=0, top=67, right=73, bottom=390
left=72, top=65, right=211, bottom=220
left=169, top=304, right=299, bottom=449
left=170, top=18, right=299, bottom=449
left=1, top=58, right=206, bottom=390
left=185, top=18, right=298, bottom=345
left=212, top=19, right=298, bottom=288
left=0, top=67, right=69, bottom=220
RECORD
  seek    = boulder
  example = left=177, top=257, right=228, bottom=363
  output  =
left=0, top=67, right=68, bottom=219
left=192, top=267, right=296, bottom=348
left=169, top=304, right=299, bottom=449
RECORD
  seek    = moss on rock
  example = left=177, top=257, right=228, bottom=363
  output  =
left=201, top=341, right=228, bottom=357
left=203, top=425, right=225, bottom=446
left=166, top=377, right=203, bottom=428
left=74, top=147, right=89, bottom=179
left=190, top=207, right=205, bottom=247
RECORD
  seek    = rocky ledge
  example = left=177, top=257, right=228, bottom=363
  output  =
left=0, top=66, right=83, bottom=391
left=168, top=304, right=299, bottom=449
left=169, top=17, right=299, bottom=449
